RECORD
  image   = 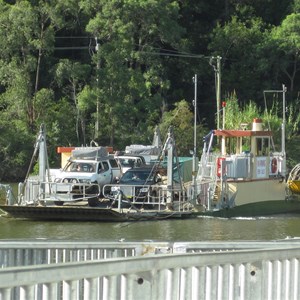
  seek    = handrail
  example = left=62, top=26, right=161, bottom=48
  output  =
left=18, top=180, right=101, bottom=205
left=103, top=183, right=189, bottom=210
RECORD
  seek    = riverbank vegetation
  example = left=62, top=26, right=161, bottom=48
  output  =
left=0, top=0, right=299, bottom=181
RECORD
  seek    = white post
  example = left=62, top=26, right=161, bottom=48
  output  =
left=39, top=124, right=46, bottom=200
left=281, top=84, right=287, bottom=176
left=95, top=37, right=100, bottom=139
left=166, top=127, right=174, bottom=208
left=192, top=75, right=197, bottom=203
left=216, top=56, right=222, bottom=129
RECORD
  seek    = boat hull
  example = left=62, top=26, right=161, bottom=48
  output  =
left=198, top=199, right=300, bottom=218
left=2, top=198, right=300, bottom=221
left=227, top=178, right=286, bottom=205
left=0, top=205, right=197, bottom=222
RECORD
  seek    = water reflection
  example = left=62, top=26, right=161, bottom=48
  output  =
left=0, top=214, right=300, bottom=241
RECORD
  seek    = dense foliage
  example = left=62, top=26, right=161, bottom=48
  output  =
left=0, top=0, right=300, bottom=181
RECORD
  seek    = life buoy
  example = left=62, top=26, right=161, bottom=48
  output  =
left=271, top=158, right=278, bottom=174
left=217, top=157, right=225, bottom=177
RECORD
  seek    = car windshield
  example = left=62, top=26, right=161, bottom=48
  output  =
left=120, top=170, right=154, bottom=183
left=118, top=158, right=142, bottom=168
left=64, top=162, right=96, bottom=173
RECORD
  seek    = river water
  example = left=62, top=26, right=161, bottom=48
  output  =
left=1, top=184, right=300, bottom=241
left=1, top=214, right=300, bottom=241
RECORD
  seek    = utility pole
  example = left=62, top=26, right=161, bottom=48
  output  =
left=282, top=84, right=287, bottom=176
left=95, top=37, right=100, bottom=140
left=192, top=75, right=198, bottom=203
left=209, top=56, right=222, bottom=129
left=217, top=56, right=221, bottom=129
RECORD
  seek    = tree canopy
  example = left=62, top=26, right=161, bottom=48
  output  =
left=0, top=0, right=300, bottom=181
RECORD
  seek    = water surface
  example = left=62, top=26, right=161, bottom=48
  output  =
left=1, top=214, right=299, bottom=242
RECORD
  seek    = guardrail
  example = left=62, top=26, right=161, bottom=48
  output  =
left=0, top=239, right=300, bottom=299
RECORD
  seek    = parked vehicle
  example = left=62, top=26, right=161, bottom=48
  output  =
left=110, top=167, right=163, bottom=203
left=114, top=155, right=146, bottom=173
left=53, top=147, right=121, bottom=205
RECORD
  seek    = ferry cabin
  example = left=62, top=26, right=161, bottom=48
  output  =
left=199, top=119, right=287, bottom=212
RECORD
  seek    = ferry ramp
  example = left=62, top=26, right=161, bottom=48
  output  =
left=0, top=239, right=300, bottom=299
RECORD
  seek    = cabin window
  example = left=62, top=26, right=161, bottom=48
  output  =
left=109, top=159, right=118, bottom=168
left=241, top=137, right=251, bottom=154
left=225, top=137, right=236, bottom=154
left=102, top=161, right=109, bottom=171
left=256, top=137, right=269, bottom=156
left=225, top=137, right=250, bottom=154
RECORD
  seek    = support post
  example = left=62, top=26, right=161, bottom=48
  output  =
left=192, top=75, right=198, bottom=204
left=216, top=56, right=222, bottom=129
left=39, top=124, right=46, bottom=200
left=166, top=127, right=174, bottom=209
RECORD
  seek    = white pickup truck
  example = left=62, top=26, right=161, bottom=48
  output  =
left=53, top=147, right=122, bottom=206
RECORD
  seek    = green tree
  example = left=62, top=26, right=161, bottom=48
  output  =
left=80, top=0, right=185, bottom=149
left=209, top=15, right=269, bottom=103
left=159, top=100, right=206, bottom=156
left=54, top=59, right=91, bottom=145
left=0, top=0, right=83, bottom=179
left=270, top=13, right=300, bottom=92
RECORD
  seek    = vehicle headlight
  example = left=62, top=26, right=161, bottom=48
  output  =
left=140, top=187, right=149, bottom=193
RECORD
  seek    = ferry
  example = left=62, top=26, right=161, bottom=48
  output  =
left=1, top=85, right=300, bottom=220
left=0, top=126, right=198, bottom=221
left=195, top=85, right=300, bottom=217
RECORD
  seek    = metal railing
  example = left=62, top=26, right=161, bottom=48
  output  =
left=103, top=184, right=191, bottom=211
left=18, top=179, right=100, bottom=205
left=0, top=239, right=300, bottom=299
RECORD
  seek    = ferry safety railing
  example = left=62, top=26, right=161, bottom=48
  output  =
left=196, top=153, right=218, bottom=209
left=0, top=241, right=300, bottom=300
left=18, top=179, right=100, bottom=205
left=103, top=184, right=191, bottom=212
left=0, top=184, right=16, bottom=206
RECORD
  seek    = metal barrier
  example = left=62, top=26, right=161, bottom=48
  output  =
left=19, top=179, right=100, bottom=205
left=0, top=239, right=300, bottom=299
left=1, top=239, right=300, bottom=267
left=0, top=242, right=300, bottom=300
left=0, top=241, right=171, bottom=268
left=103, top=183, right=190, bottom=211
